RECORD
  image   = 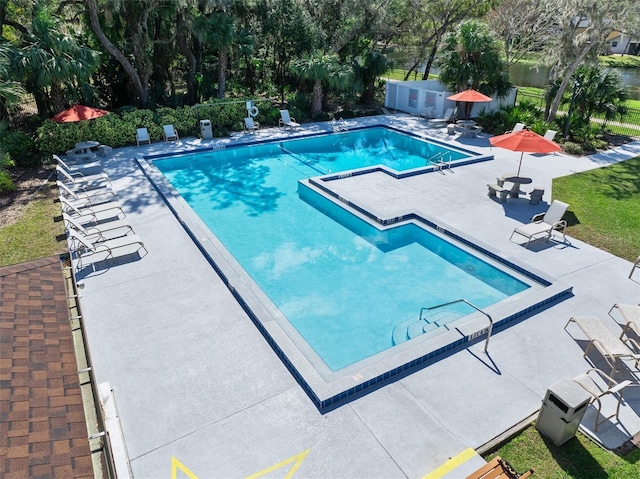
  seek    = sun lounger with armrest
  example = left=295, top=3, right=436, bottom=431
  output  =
left=509, top=200, right=569, bottom=248
left=572, top=368, right=632, bottom=431
left=564, top=316, right=640, bottom=379
left=56, top=166, right=111, bottom=192
left=67, top=229, right=147, bottom=270
left=63, top=213, right=135, bottom=243
left=60, top=197, right=126, bottom=225
left=608, top=303, right=640, bottom=340
left=56, top=180, right=116, bottom=206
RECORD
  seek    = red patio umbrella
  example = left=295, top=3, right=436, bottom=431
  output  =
left=446, top=88, right=492, bottom=120
left=489, top=129, right=562, bottom=177
left=51, top=104, right=109, bottom=122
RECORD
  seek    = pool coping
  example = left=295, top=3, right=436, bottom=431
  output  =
left=136, top=128, right=573, bottom=413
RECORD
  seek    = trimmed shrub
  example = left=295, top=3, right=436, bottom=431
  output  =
left=0, top=169, right=15, bottom=195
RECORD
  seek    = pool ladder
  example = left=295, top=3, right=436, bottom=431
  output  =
left=427, top=152, right=452, bottom=172
left=392, top=299, right=493, bottom=351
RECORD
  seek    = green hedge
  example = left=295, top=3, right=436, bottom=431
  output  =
left=35, top=99, right=280, bottom=159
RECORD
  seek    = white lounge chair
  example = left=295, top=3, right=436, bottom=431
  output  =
left=55, top=155, right=103, bottom=176
left=565, top=316, right=640, bottom=379
left=427, top=108, right=455, bottom=128
left=63, top=214, right=135, bottom=243
left=572, top=368, right=632, bottom=431
left=56, top=165, right=111, bottom=192
left=509, top=200, right=569, bottom=248
left=506, top=122, right=526, bottom=133
left=56, top=180, right=116, bottom=206
left=67, top=229, right=147, bottom=270
left=543, top=129, right=557, bottom=141
left=629, top=255, right=640, bottom=279
left=609, top=303, right=640, bottom=340
left=279, top=110, right=300, bottom=129
left=163, top=124, right=179, bottom=141
left=60, top=197, right=126, bottom=225
left=243, top=117, right=260, bottom=133
left=136, top=127, right=151, bottom=146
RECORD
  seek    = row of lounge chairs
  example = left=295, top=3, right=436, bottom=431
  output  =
left=135, top=110, right=301, bottom=144
left=56, top=156, right=147, bottom=271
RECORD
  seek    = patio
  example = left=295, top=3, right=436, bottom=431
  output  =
left=65, top=114, right=640, bottom=478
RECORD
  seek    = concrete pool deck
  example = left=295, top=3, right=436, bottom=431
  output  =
left=70, top=114, right=640, bottom=478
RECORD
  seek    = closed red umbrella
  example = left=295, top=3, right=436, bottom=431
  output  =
left=51, top=104, right=109, bottom=122
left=490, top=129, right=562, bottom=176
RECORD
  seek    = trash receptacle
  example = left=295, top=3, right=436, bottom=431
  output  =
left=200, top=119, right=213, bottom=140
left=535, top=378, right=591, bottom=445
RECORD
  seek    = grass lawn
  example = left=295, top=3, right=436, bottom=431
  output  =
left=553, top=156, right=640, bottom=262
left=0, top=181, right=66, bottom=266
left=488, top=425, right=640, bottom=478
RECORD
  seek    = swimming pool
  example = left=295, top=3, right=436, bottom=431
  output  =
left=142, top=125, right=570, bottom=410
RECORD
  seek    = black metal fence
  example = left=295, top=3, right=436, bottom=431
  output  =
left=516, top=90, right=640, bottom=138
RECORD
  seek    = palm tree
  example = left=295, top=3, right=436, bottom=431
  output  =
left=353, top=50, right=393, bottom=104
left=570, top=65, right=628, bottom=128
left=14, top=7, right=98, bottom=117
left=291, top=52, right=351, bottom=117
left=438, top=20, right=511, bottom=118
left=0, top=43, right=24, bottom=121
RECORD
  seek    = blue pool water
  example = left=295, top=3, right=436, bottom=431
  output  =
left=154, top=128, right=529, bottom=371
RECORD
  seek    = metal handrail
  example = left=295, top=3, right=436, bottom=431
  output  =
left=421, top=298, right=494, bottom=351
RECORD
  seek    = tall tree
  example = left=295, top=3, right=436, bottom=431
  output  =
left=545, top=0, right=631, bottom=124
left=485, top=0, right=559, bottom=65
left=13, top=6, right=98, bottom=117
left=438, top=20, right=511, bottom=98
left=85, top=0, right=157, bottom=106
left=291, top=51, right=351, bottom=116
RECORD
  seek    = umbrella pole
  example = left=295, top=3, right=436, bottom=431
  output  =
left=516, top=152, right=524, bottom=177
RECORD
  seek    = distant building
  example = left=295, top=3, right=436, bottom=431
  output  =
left=607, top=31, right=640, bottom=55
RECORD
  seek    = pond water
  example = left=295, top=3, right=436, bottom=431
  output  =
left=509, top=63, right=640, bottom=100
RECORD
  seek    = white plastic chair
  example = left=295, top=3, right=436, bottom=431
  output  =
left=543, top=129, right=557, bottom=141
left=244, top=117, right=260, bottom=133
left=279, top=110, right=300, bottom=129
left=163, top=124, right=179, bottom=141
left=136, top=127, right=151, bottom=146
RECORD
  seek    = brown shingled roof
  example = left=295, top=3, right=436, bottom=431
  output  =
left=1, top=256, right=94, bottom=479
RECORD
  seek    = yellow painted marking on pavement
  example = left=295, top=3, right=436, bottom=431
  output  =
left=171, top=456, right=199, bottom=479
left=244, top=449, right=310, bottom=479
left=422, top=448, right=478, bottom=479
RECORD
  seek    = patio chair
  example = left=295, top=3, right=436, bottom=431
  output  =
left=163, top=124, right=179, bottom=141
left=630, top=255, right=640, bottom=279
left=608, top=303, right=640, bottom=340
left=55, top=154, right=103, bottom=177
left=543, top=129, right=557, bottom=141
left=505, top=122, right=526, bottom=133
left=67, top=229, right=147, bottom=270
left=572, top=368, right=632, bottom=432
left=243, top=117, right=260, bottom=133
left=60, top=197, right=126, bottom=225
left=63, top=213, right=135, bottom=243
left=56, top=180, right=117, bottom=206
left=564, top=316, right=640, bottom=379
left=56, top=165, right=111, bottom=192
left=509, top=200, right=569, bottom=248
left=136, top=127, right=151, bottom=146
left=279, top=110, right=300, bottom=129
left=427, top=108, right=455, bottom=128
left=466, top=456, right=533, bottom=479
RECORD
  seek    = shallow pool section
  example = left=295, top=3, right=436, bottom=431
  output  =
left=140, top=126, right=572, bottom=412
